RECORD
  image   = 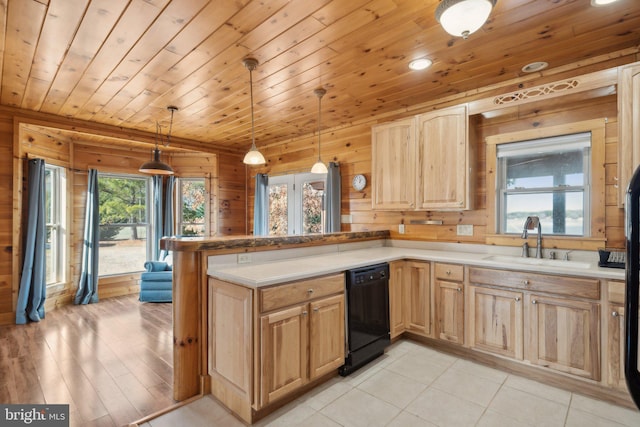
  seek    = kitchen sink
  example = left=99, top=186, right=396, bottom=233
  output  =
left=482, top=255, right=591, bottom=270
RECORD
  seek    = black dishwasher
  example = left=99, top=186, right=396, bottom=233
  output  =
left=339, top=263, right=390, bottom=376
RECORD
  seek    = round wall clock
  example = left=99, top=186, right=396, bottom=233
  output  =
left=352, top=174, right=367, bottom=191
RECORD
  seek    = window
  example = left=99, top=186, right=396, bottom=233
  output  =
left=497, top=132, right=591, bottom=236
left=45, top=165, right=66, bottom=286
left=268, top=173, right=325, bottom=236
left=177, top=178, right=206, bottom=236
left=98, top=174, right=150, bottom=276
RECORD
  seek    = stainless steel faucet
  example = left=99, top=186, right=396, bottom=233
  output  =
left=521, top=216, right=542, bottom=259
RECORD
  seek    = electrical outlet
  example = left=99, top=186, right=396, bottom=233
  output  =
left=341, top=214, right=353, bottom=224
left=398, top=224, right=405, bottom=234
left=457, top=224, right=473, bottom=236
left=237, top=253, right=252, bottom=264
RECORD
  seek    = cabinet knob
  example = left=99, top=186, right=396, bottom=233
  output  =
left=456, top=287, right=462, bottom=292
left=302, top=311, right=308, bottom=316
left=612, top=311, right=619, bottom=317
left=446, top=270, right=451, bottom=275
left=515, top=297, right=521, bottom=302
left=313, top=307, right=319, bottom=312
left=307, top=288, right=314, bottom=294
left=523, top=280, right=530, bottom=286
left=532, top=299, right=538, bottom=304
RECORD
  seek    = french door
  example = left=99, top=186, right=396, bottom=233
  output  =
left=268, top=173, right=325, bottom=236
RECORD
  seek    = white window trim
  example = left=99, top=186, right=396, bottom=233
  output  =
left=45, top=164, right=67, bottom=287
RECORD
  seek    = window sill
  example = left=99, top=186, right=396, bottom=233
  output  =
left=485, top=234, right=606, bottom=251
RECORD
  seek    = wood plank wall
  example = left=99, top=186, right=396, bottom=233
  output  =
left=2, top=111, right=236, bottom=325
left=248, top=74, right=626, bottom=250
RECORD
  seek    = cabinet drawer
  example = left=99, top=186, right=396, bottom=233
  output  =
left=435, top=263, right=464, bottom=281
left=260, top=274, right=344, bottom=312
left=469, top=267, right=599, bottom=300
left=608, top=280, right=625, bottom=304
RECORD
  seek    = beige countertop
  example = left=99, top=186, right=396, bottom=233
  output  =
left=207, top=245, right=625, bottom=288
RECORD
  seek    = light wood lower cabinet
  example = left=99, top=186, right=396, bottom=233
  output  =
left=208, top=274, right=345, bottom=423
left=260, top=304, right=308, bottom=406
left=468, top=286, right=523, bottom=360
left=469, top=267, right=601, bottom=381
left=389, top=261, right=407, bottom=339
left=527, top=293, right=600, bottom=381
left=435, top=263, right=464, bottom=345
left=406, top=261, right=432, bottom=336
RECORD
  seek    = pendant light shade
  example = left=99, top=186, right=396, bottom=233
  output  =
left=242, top=58, right=266, bottom=166
left=139, top=106, right=178, bottom=175
left=435, top=0, right=497, bottom=39
left=311, top=87, right=328, bottom=174
left=139, top=148, right=174, bottom=175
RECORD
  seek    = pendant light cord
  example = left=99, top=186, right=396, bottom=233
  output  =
left=317, top=92, right=322, bottom=161
left=250, top=65, right=256, bottom=148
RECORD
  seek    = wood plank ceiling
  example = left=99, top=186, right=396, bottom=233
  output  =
left=0, top=0, right=638, bottom=154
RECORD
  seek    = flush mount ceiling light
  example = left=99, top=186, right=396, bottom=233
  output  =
left=408, top=58, right=433, bottom=71
left=139, top=106, right=178, bottom=175
left=242, top=57, right=266, bottom=166
left=311, top=87, right=328, bottom=174
left=521, top=61, right=548, bottom=73
left=435, top=0, right=497, bottom=39
left=591, top=0, right=620, bottom=6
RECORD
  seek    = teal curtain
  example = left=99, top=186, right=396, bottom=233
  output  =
left=163, top=176, right=175, bottom=237
left=152, top=175, right=163, bottom=260
left=16, top=159, right=47, bottom=324
left=325, top=162, right=341, bottom=233
left=253, top=174, right=268, bottom=236
left=75, top=169, right=99, bottom=305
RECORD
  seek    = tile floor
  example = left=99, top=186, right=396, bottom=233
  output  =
left=140, top=340, right=640, bottom=427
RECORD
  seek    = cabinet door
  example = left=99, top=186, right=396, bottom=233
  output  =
left=469, top=286, right=523, bottom=360
left=309, top=294, right=345, bottom=380
left=618, top=61, right=640, bottom=207
left=405, top=261, right=431, bottom=336
left=436, top=279, right=464, bottom=344
left=608, top=303, right=626, bottom=390
left=527, top=294, right=600, bottom=380
left=208, top=279, right=253, bottom=403
left=260, top=304, right=308, bottom=406
left=389, top=261, right=407, bottom=338
left=371, top=117, right=416, bottom=210
left=416, top=105, right=470, bottom=210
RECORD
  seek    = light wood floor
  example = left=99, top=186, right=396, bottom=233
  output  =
left=0, top=294, right=175, bottom=426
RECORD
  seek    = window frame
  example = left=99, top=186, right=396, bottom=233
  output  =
left=485, top=119, right=606, bottom=250
left=267, top=172, right=327, bottom=236
left=496, top=132, right=592, bottom=237
left=176, top=177, right=207, bottom=237
left=97, top=172, right=152, bottom=277
left=45, top=164, right=67, bottom=287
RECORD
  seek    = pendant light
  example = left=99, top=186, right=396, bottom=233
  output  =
left=139, top=106, right=178, bottom=175
left=435, top=0, right=497, bottom=39
left=310, top=88, right=328, bottom=174
left=242, top=58, right=266, bottom=165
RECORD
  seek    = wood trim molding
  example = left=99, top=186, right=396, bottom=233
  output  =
left=485, top=118, right=608, bottom=249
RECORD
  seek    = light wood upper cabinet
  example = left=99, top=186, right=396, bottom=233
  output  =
left=416, top=105, right=472, bottom=210
left=618, top=61, right=640, bottom=207
left=371, top=117, right=416, bottom=210
left=468, top=286, right=524, bottom=360
left=371, top=104, right=473, bottom=211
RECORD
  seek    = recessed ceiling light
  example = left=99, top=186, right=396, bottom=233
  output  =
left=591, top=0, right=620, bottom=6
left=522, top=61, right=549, bottom=73
left=409, top=58, right=433, bottom=71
